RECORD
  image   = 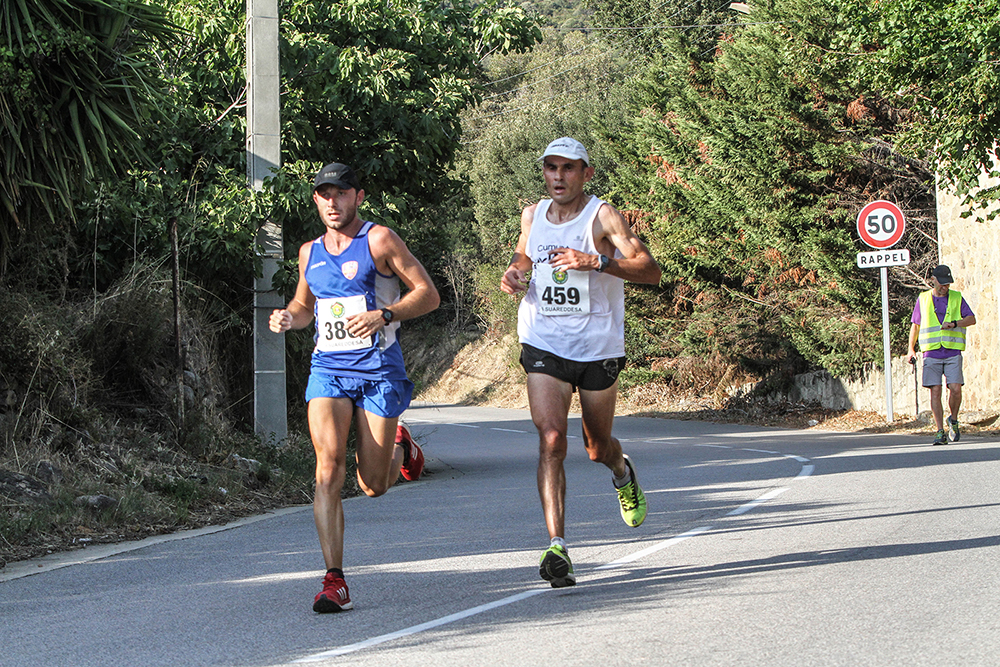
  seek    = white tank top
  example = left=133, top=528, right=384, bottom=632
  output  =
left=517, top=196, right=625, bottom=361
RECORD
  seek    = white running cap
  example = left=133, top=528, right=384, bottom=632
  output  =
left=539, top=136, right=589, bottom=166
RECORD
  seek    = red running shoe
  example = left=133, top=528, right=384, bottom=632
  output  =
left=397, top=423, right=424, bottom=481
left=313, top=572, right=353, bottom=613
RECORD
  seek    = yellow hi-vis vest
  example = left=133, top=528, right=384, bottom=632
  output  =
left=917, top=289, right=966, bottom=352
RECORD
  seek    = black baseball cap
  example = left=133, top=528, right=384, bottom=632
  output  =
left=931, top=265, right=954, bottom=284
left=313, top=163, right=361, bottom=191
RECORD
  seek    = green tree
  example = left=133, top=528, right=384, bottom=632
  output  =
left=67, top=0, right=542, bottom=425
left=72, top=0, right=542, bottom=302
left=0, top=0, right=174, bottom=280
left=265, top=0, right=540, bottom=288
left=455, top=23, right=674, bottom=379
left=0, top=0, right=543, bottom=434
left=596, top=0, right=937, bottom=378
left=839, top=0, right=1000, bottom=216
left=460, top=29, right=638, bottom=258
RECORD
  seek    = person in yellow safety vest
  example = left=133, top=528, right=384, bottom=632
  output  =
left=904, top=265, right=976, bottom=445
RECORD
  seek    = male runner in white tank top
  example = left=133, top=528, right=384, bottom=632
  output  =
left=500, top=137, right=661, bottom=587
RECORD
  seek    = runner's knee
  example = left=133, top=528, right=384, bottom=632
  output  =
left=357, top=475, right=389, bottom=498
left=315, top=458, right=346, bottom=492
left=538, top=428, right=568, bottom=459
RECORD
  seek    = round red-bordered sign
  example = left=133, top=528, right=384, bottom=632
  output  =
left=857, top=200, right=906, bottom=249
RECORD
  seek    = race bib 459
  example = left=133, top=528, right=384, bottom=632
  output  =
left=533, top=264, right=590, bottom=315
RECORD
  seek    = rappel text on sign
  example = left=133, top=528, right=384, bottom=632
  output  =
left=856, top=248, right=911, bottom=268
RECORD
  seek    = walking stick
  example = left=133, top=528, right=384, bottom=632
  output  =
left=910, top=356, right=919, bottom=417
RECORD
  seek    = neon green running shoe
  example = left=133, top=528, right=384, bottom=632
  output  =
left=539, top=544, right=576, bottom=588
left=615, top=454, right=647, bottom=527
left=947, top=416, right=961, bottom=443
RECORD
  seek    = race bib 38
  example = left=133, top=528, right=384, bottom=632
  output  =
left=315, top=295, right=372, bottom=351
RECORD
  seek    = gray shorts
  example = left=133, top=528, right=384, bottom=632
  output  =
left=922, top=355, right=964, bottom=387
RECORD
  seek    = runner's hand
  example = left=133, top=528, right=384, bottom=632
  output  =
left=548, top=248, right=597, bottom=272
left=346, top=310, right=385, bottom=339
left=269, top=309, right=292, bottom=333
left=501, top=265, right=529, bottom=294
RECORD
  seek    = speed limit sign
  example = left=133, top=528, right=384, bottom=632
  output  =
left=857, top=200, right=906, bottom=248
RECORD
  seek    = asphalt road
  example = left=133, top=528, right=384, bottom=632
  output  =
left=2, top=404, right=999, bottom=666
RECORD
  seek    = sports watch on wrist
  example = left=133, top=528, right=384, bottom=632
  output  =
left=596, top=254, right=610, bottom=273
left=380, top=308, right=394, bottom=325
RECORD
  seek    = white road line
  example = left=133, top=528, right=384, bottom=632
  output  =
left=622, top=437, right=692, bottom=443
left=292, top=425, right=816, bottom=662
left=293, top=589, right=547, bottom=662
left=727, top=487, right=788, bottom=516
left=293, top=526, right=715, bottom=662
left=490, top=428, right=529, bottom=433
left=594, top=526, right=714, bottom=569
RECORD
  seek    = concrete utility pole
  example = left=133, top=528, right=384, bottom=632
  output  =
left=247, top=0, right=287, bottom=442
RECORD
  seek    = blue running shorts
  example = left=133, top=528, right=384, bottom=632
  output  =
left=305, top=373, right=414, bottom=418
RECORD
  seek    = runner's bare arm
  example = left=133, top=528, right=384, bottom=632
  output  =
left=269, top=241, right=317, bottom=333
left=501, top=205, right=536, bottom=295
left=548, top=204, right=661, bottom=285
left=345, top=226, right=439, bottom=339
left=378, top=227, right=440, bottom=321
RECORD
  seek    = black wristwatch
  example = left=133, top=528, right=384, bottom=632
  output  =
left=380, top=308, right=394, bottom=325
left=596, top=254, right=610, bottom=273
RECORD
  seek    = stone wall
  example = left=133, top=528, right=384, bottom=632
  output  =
left=776, top=166, right=1000, bottom=418
left=787, top=359, right=922, bottom=417
left=935, top=165, right=1000, bottom=413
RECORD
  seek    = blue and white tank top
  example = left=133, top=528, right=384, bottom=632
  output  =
left=304, top=221, right=407, bottom=380
left=517, top=196, right=626, bottom=361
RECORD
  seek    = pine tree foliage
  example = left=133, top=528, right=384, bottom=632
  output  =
left=594, top=0, right=937, bottom=378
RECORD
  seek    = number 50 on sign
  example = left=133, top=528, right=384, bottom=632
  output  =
left=856, top=200, right=906, bottom=249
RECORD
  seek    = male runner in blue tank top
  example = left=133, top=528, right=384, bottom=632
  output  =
left=500, top=137, right=661, bottom=587
left=269, top=163, right=439, bottom=612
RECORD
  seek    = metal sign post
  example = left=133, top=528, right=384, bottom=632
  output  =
left=879, top=265, right=893, bottom=422
left=856, top=200, right=907, bottom=423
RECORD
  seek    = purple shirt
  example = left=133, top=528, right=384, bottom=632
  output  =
left=912, top=293, right=974, bottom=358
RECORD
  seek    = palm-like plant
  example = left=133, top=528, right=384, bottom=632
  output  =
left=0, top=0, right=174, bottom=272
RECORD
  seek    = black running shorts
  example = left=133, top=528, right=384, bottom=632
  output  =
left=519, top=344, right=627, bottom=392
